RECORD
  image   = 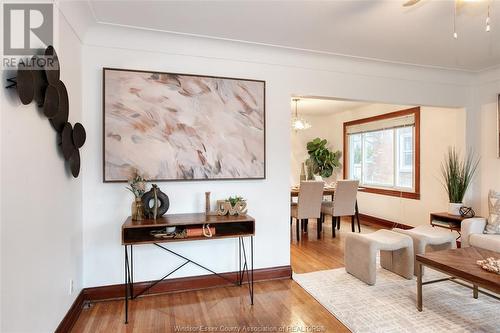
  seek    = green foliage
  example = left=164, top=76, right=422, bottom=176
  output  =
left=228, top=196, right=244, bottom=207
left=306, top=138, right=342, bottom=178
left=440, top=147, right=479, bottom=203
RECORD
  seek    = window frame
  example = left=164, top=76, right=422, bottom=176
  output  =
left=343, top=107, right=421, bottom=200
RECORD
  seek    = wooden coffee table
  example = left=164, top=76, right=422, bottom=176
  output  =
left=416, top=247, right=500, bottom=311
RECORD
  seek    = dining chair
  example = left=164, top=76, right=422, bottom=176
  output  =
left=290, top=181, right=324, bottom=241
left=320, top=180, right=360, bottom=238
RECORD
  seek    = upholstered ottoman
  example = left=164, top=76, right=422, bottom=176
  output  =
left=344, top=230, right=414, bottom=285
left=392, top=225, right=456, bottom=275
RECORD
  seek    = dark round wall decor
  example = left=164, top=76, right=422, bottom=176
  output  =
left=5, top=45, right=86, bottom=178
left=61, top=122, right=75, bottom=160
left=16, top=63, right=34, bottom=105
left=73, top=123, right=86, bottom=148
left=44, top=46, right=60, bottom=84
left=142, top=184, right=169, bottom=219
left=50, top=81, right=69, bottom=133
left=43, top=84, right=59, bottom=118
left=31, top=57, right=48, bottom=107
left=69, top=149, right=80, bottom=178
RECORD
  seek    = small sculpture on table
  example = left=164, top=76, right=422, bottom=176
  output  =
left=216, top=196, right=248, bottom=216
left=477, top=257, right=500, bottom=274
left=459, top=206, right=475, bottom=218
left=142, top=184, right=169, bottom=219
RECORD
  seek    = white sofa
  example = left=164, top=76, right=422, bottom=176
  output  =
left=461, top=218, right=500, bottom=252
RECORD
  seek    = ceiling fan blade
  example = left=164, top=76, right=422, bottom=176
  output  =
left=403, top=0, right=421, bottom=6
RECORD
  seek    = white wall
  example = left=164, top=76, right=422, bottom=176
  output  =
left=0, top=12, right=83, bottom=333
left=474, top=67, right=500, bottom=215
left=290, top=115, right=340, bottom=184
left=80, top=24, right=474, bottom=287
left=293, top=103, right=466, bottom=227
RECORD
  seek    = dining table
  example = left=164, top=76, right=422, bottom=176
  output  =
left=290, top=186, right=365, bottom=197
left=290, top=185, right=361, bottom=233
left=290, top=186, right=336, bottom=197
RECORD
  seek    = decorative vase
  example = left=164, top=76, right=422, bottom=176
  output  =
left=131, top=197, right=144, bottom=221
left=205, top=191, right=211, bottom=214
left=306, top=159, right=314, bottom=180
left=448, top=202, right=463, bottom=216
left=141, top=184, right=169, bottom=219
left=300, top=163, right=306, bottom=181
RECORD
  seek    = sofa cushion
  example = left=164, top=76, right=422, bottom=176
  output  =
left=485, top=189, right=500, bottom=234
left=469, top=234, right=500, bottom=252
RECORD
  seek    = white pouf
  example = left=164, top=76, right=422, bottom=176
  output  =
left=345, top=229, right=414, bottom=285
left=393, top=225, right=456, bottom=275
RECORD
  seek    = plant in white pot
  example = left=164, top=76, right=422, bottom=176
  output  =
left=440, top=147, right=479, bottom=216
left=306, top=137, right=342, bottom=180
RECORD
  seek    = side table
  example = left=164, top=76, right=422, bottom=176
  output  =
left=429, top=212, right=482, bottom=247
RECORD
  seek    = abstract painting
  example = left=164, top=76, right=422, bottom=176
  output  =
left=103, top=68, right=265, bottom=182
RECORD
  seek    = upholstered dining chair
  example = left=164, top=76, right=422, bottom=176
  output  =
left=321, top=180, right=360, bottom=238
left=290, top=181, right=324, bottom=241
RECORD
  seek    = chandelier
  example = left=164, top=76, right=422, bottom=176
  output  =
left=291, top=98, right=311, bottom=131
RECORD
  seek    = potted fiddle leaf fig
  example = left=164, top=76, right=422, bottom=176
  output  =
left=440, top=147, right=479, bottom=215
left=306, top=138, right=342, bottom=179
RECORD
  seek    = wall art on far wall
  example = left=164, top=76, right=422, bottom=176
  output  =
left=103, top=68, right=266, bottom=182
left=498, top=94, right=500, bottom=158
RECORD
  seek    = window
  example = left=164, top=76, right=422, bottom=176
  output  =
left=343, top=107, right=420, bottom=199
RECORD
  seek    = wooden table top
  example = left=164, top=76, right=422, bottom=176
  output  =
left=122, top=213, right=255, bottom=229
left=416, top=247, right=500, bottom=293
left=291, top=187, right=336, bottom=197
left=290, top=186, right=365, bottom=197
left=430, top=212, right=482, bottom=222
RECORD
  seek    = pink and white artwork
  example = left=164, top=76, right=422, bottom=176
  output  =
left=103, top=68, right=265, bottom=181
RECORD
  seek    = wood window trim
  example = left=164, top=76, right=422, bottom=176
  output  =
left=343, top=107, right=421, bottom=200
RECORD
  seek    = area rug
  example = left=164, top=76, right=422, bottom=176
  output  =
left=293, top=267, right=500, bottom=333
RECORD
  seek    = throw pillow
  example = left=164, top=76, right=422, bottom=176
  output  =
left=485, top=190, right=500, bottom=234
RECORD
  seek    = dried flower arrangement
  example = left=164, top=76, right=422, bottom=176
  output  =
left=126, top=169, right=148, bottom=221
left=126, top=170, right=148, bottom=198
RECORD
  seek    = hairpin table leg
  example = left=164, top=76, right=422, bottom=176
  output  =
left=251, top=236, right=254, bottom=305
left=124, top=245, right=129, bottom=324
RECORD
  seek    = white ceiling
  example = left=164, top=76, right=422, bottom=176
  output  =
left=86, top=0, right=500, bottom=71
left=292, top=98, right=371, bottom=116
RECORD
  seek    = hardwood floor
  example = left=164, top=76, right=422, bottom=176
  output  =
left=72, top=217, right=381, bottom=332
left=72, top=279, right=350, bottom=332
left=291, top=217, right=381, bottom=273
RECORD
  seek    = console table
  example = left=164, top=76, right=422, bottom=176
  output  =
left=122, top=213, right=255, bottom=324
